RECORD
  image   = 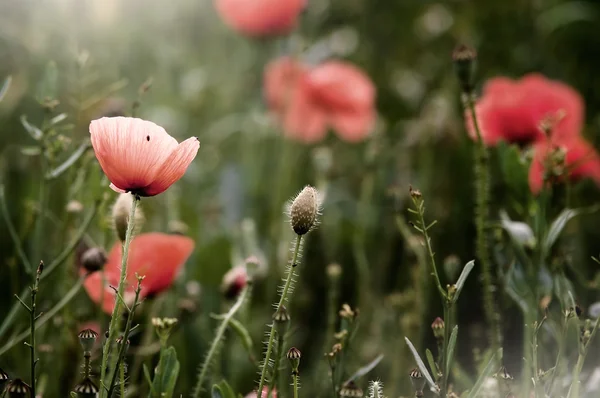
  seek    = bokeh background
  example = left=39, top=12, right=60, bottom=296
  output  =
left=1, top=0, right=600, bottom=396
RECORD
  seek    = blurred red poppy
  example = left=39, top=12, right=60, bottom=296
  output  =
left=528, top=138, right=600, bottom=194
left=83, top=233, right=195, bottom=314
left=214, top=0, right=305, bottom=37
left=466, top=74, right=583, bottom=146
left=264, top=57, right=376, bottom=143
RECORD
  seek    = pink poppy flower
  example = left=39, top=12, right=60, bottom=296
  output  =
left=214, top=0, right=305, bottom=37
left=528, top=138, right=600, bottom=194
left=90, top=117, right=200, bottom=197
left=244, top=387, right=277, bottom=398
left=82, top=233, right=195, bottom=314
left=466, top=74, right=583, bottom=146
left=264, top=57, right=376, bottom=143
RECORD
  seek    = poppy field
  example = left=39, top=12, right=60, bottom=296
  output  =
left=2, top=0, right=600, bottom=397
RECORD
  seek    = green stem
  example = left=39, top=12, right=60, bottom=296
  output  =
left=32, top=154, right=48, bottom=271
left=412, top=197, right=445, bottom=300
left=353, top=172, right=374, bottom=308
left=270, top=333, right=285, bottom=394
left=29, top=265, right=42, bottom=397
left=548, top=316, right=570, bottom=395
left=100, top=195, right=139, bottom=397
left=293, top=373, right=299, bottom=398
left=566, top=315, right=600, bottom=398
left=120, top=362, right=125, bottom=398
left=192, top=286, right=250, bottom=396
left=466, top=96, right=501, bottom=359
left=84, top=353, right=91, bottom=378
left=257, top=236, right=303, bottom=395
left=442, top=303, right=451, bottom=395
left=107, top=278, right=143, bottom=397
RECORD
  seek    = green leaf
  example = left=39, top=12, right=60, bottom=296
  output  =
left=20, top=146, right=42, bottom=156
left=215, top=380, right=236, bottom=398
left=344, top=354, right=384, bottom=384
left=467, top=348, right=502, bottom=398
left=405, top=337, right=439, bottom=393
left=227, top=317, right=254, bottom=358
left=212, top=385, right=225, bottom=398
left=150, top=346, right=180, bottom=398
left=20, top=115, right=43, bottom=140
left=453, top=260, right=474, bottom=303
left=143, top=364, right=157, bottom=396
left=425, top=349, right=439, bottom=379
left=543, top=205, right=600, bottom=259
left=49, top=113, right=68, bottom=125
left=0, top=76, right=12, bottom=102
left=446, top=326, right=459, bottom=376
left=45, top=141, right=91, bottom=180
left=544, top=208, right=578, bottom=255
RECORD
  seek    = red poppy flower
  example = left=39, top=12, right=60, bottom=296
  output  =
left=264, top=57, right=376, bottom=143
left=528, top=137, right=600, bottom=194
left=466, top=74, right=583, bottom=146
left=214, top=0, right=305, bottom=37
left=83, top=233, right=195, bottom=314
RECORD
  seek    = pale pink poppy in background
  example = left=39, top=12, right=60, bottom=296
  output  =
left=307, top=61, right=376, bottom=142
left=90, top=117, right=200, bottom=196
left=264, top=57, right=376, bottom=143
left=214, top=0, right=305, bottom=37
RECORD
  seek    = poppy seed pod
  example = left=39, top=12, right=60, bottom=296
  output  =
left=289, top=185, right=320, bottom=235
left=81, top=247, right=107, bottom=272
left=73, top=377, right=100, bottom=397
left=6, top=379, right=31, bottom=397
left=78, top=328, right=99, bottom=353
left=111, top=193, right=145, bottom=242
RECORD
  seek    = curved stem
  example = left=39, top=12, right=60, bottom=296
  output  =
left=192, top=286, right=250, bottom=396
left=257, top=236, right=302, bottom=395
left=100, top=195, right=138, bottom=397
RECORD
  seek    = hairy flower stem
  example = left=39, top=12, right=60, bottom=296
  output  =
left=270, top=334, right=285, bottom=394
left=192, top=286, right=250, bottom=396
left=410, top=193, right=450, bottom=395
left=257, top=236, right=303, bottom=395
left=465, top=95, right=501, bottom=360
left=292, top=372, right=299, bottom=398
left=100, top=194, right=139, bottom=397
left=106, top=277, right=143, bottom=397
left=21, top=262, right=43, bottom=397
